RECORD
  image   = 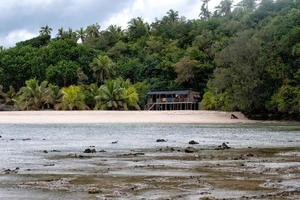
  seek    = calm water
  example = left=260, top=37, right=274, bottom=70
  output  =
left=0, top=123, right=300, bottom=169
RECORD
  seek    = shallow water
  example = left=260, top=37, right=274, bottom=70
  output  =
left=0, top=123, right=299, bottom=169
left=0, top=123, right=299, bottom=199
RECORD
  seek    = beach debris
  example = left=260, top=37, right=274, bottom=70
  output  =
left=188, top=140, right=199, bottom=145
left=215, top=143, right=231, bottom=150
left=231, top=114, right=238, bottom=119
left=185, top=146, right=196, bottom=153
left=156, top=139, right=167, bottom=142
left=84, top=146, right=96, bottom=153
left=112, top=141, right=118, bottom=144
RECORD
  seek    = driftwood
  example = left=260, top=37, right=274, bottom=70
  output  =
left=231, top=114, right=238, bottom=119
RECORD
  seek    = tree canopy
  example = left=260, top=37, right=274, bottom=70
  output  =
left=0, top=0, right=299, bottom=118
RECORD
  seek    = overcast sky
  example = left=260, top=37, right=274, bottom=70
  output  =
left=0, top=0, right=238, bottom=47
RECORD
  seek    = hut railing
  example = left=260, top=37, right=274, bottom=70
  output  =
left=146, top=102, right=198, bottom=111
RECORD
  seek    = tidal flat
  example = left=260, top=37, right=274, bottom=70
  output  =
left=0, top=123, right=299, bottom=199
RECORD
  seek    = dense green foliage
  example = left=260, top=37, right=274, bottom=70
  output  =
left=0, top=0, right=299, bottom=118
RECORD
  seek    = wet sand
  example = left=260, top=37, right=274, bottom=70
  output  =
left=0, top=111, right=250, bottom=124
left=1, top=146, right=299, bottom=199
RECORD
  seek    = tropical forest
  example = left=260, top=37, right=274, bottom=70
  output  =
left=0, top=0, right=299, bottom=119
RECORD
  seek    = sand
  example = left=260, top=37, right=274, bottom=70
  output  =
left=0, top=110, right=252, bottom=124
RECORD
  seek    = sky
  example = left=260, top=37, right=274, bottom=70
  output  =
left=0, top=0, right=237, bottom=47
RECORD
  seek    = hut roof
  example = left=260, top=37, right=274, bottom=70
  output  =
left=147, top=89, right=195, bottom=95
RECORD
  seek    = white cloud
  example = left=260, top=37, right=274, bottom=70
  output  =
left=104, top=0, right=202, bottom=28
left=104, top=0, right=239, bottom=29
left=0, top=30, right=37, bottom=47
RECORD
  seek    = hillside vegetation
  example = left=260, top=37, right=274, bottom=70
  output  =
left=0, top=0, right=299, bottom=119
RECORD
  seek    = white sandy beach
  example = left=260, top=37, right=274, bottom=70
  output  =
left=0, top=110, right=252, bottom=124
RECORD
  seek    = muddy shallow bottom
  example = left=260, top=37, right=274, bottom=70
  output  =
left=0, top=123, right=299, bottom=199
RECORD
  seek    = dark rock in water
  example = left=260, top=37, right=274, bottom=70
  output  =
left=188, top=140, right=199, bottom=145
left=43, top=163, right=55, bottom=167
left=42, top=138, right=46, bottom=141
left=50, top=150, right=61, bottom=152
left=156, top=139, right=167, bottom=142
left=10, top=139, right=15, bottom=141
left=112, top=141, right=118, bottom=144
left=98, top=150, right=106, bottom=153
left=185, top=146, right=196, bottom=153
left=0, top=135, right=2, bottom=138
left=43, top=150, right=48, bottom=154
left=22, top=138, right=31, bottom=141
left=84, top=147, right=96, bottom=153
left=15, top=167, right=20, bottom=170
left=215, top=142, right=231, bottom=150
left=3, top=168, right=18, bottom=174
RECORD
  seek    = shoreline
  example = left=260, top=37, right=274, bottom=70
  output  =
left=0, top=110, right=295, bottom=124
left=0, top=110, right=253, bottom=124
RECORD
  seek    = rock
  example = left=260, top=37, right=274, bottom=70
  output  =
left=0, top=135, right=2, bottom=138
left=50, top=150, right=61, bottom=152
left=3, top=168, right=18, bottom=174
left=120, top=152, right=145, bottom=157
left=83, top=148, right=96, bottom=153
left=111, top=141, right=118, bottom=144
left=185, top=146, right=196, bottom=153
left=215, top=142, right=231, bottom=150
left=10, top=139, right=15, bottom=141
left=22, top=138, right=31, bottom=141
left=43, top=163, right=55, bottom=167
left=188, top=140, right=199, bottom=145
left=43, top=150, right=48, bottom=154
left=246, top=153, right=254, bottom=157
left=88, top=187, right=101, bottom=194
left=156, top=139, right=167, bottom=142
left=98, top=150, right=106, bottom=152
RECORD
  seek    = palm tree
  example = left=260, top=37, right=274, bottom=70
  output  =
left=55, top=85, right=87, bottom=110
left=40, top=25, right=53, bottom=36
left=90, top=55, right=114, bottom=85
left=15, top=79, right=54, bottom=110
left=120, top=80, right=140, bottom=110
left=76, top=27, right=86, bottom=43
left=95, top=78, right=140, bottom=110
left=86, top=23, right=101, bottom=38
left=57, top=27, right=64, bottom=38
left=167, top=9, right=179, bottom=22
